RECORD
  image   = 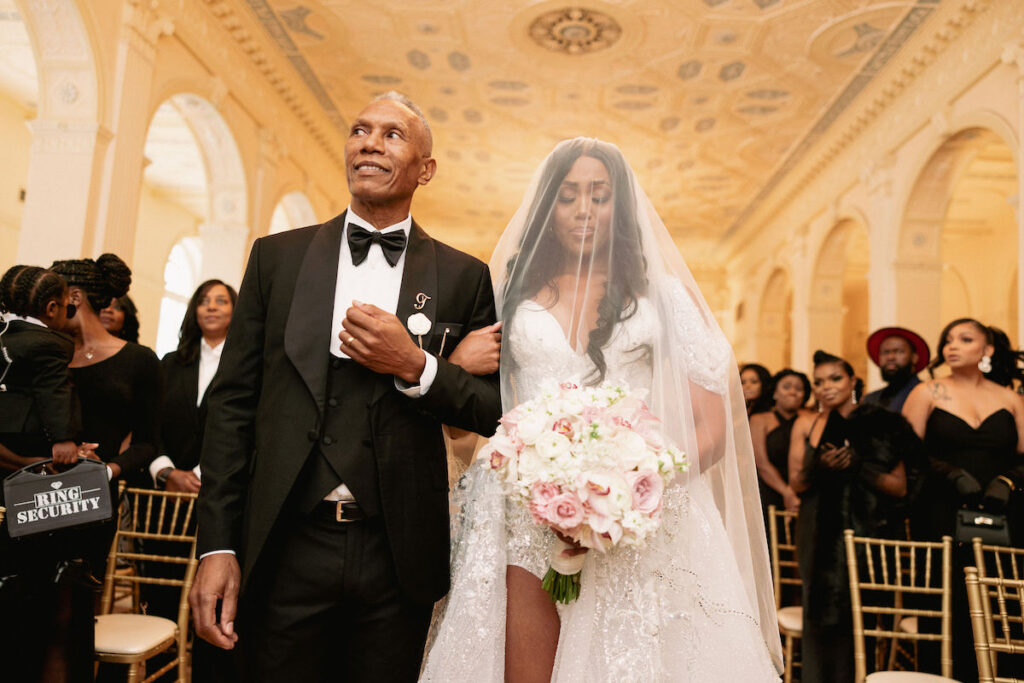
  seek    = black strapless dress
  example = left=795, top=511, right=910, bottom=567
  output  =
left=917, top=407, right=1019, bottom=681
left=759, top=410, right=796, bottom=515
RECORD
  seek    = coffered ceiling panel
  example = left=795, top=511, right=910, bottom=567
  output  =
left=242, top=0, right=941, bottom=260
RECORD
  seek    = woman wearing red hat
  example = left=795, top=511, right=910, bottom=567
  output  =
left=903, top=317, right=1024, bottom=681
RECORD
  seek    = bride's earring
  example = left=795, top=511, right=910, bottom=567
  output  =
left=979, top=355, right=992, bottom=374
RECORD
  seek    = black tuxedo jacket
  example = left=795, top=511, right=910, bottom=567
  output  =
left=197, top=211, right=501, bottom=604
left=158, top=351, right=206, bottom=472
left=0, top=321, right=79, bottom=463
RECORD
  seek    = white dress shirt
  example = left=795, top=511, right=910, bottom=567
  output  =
left=149, top=338, right=224, bottom=485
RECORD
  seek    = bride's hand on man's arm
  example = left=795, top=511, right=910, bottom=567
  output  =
left=448, top=321, right=502, bottom=375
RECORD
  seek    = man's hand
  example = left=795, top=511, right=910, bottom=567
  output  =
left=166, top=469, right=202, bottom=493
left=190, top=553, right=241, bottom=650
left=51, top=440, right=78, bottom=465
left=448, top=322, right=502, bottom=375
left=340, top=301, right=425, bottom=383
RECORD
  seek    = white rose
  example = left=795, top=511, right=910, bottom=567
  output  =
left=535, top=432, right=571, bottom=462
left=406, top=312, right=432, bottom=336
left=517, top=414, right=546, bottom=444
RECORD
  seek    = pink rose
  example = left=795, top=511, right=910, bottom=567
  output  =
left=544, top=492, right=585, bottom=529
left=559, top=382, right=578, bottom=390
left=529, top=481, right=561, bottom=523
left=552, top=417, right=574, bottom=438
left=627, top=469, right=664, bottom=515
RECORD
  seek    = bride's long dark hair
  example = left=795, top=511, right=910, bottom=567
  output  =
left=501, top=139, right=648, bottom=384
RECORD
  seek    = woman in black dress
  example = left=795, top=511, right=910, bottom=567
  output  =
left=903, top=318, right=1024, bottom=680
left=789, top=350, right=920, bottom=683
left=751, top=368, right=811, bottom=516
left=50, top=255, right=161, bottom=489
left=741, top=362, right=772, bottom=416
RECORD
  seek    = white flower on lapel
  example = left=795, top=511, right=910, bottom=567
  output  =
left=407, top=312, right=432, bottom=336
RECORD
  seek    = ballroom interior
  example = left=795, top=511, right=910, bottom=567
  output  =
left=1, top=0, right=1021, bottom=385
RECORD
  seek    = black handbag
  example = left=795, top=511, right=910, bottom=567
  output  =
left=955, top=507, right=1011, bottom=546
left=2, top=458, right=113, bottom=539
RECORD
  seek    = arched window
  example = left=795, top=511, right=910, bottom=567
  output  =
left=155, top=237, right=201, bottom=357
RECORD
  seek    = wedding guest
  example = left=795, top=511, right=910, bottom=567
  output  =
left=751, top=368, right=812, bottom=516
left=863, top=326, right=929, bottom=413
left=0, top=264, right=97, bottom=683
left=902, top=318, right=1024, bottom=681
left=99, top=294, right=140, bottom=344
left=741, top=362, right=772, bottom=416
left=150, top=279, right=236, bottom=493
left=790, top=350, right=920, bottom=683
left=50, top=254, right=162, bottom=571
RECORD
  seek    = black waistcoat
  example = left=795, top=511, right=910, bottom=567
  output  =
left=295, top=357, right=382, bottom=515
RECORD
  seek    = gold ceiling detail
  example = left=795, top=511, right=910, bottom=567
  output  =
left=528, top=7, right=622, bottom=55
left=228, top=0, right=951, bottom=262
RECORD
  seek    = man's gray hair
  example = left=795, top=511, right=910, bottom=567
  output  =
left=372, top=91, right=433, bottom=157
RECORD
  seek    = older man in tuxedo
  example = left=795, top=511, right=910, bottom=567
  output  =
left=189, top=92, right=501, bottom=681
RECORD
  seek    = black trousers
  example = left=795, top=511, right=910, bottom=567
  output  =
left=237, top=510, right=433, bottom=683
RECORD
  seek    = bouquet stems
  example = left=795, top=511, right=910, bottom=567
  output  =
left=542, top=567, right=581, bottom=604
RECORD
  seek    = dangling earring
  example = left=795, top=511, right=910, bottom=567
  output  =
left=851, top=388, right=858, bottom=406
left=979, top=355, right=992, bottom=374
left=817, top=402, right=823, bottom=413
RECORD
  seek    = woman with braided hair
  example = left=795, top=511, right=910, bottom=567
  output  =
left=0, top=264, right=101, bottom=683
left=50, top=254, right=162, bottom=489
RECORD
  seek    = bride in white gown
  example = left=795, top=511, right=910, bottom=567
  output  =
left=422, top=139, right=783, bottom=682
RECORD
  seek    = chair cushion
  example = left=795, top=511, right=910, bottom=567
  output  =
left=866, top=672, right=959, bottom=682
left=95, top=614, right=177, bottom=655
left=777, top=605, right=802, bottom=633
left=898, top=616, right=918, bottom=634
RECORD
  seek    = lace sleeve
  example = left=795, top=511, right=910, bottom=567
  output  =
left=660, top=277, right=732, bottom=395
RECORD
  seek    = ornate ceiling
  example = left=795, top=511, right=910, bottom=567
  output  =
left=243, top=0, right=943, bottom=260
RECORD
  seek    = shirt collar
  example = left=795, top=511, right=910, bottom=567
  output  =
left=201, top=338, right=225, bottom=358
left=345, top=205, right=411, bottom=236
left=1, top=313, right=46, bottom=328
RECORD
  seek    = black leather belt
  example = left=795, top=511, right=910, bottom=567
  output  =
left=315, top=500, right=366, bottom=523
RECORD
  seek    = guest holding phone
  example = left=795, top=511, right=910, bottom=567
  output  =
left=789, top=350, right=920, bottom=683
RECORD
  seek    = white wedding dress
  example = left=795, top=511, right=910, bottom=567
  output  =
left=421, top=290, right=781, bottom=682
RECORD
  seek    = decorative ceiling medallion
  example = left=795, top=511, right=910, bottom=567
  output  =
left=529, top=8, right=622, bottom=55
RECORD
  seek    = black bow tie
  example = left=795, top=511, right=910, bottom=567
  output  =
left=347, top=224, right=407, bottom=267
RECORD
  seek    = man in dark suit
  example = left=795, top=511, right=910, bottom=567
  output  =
left=190, top=93, right=501, bottom=681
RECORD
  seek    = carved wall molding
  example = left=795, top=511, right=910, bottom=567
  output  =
left=179, top=0, right=346, bottom=172
left=726, top=0, right=1000, bottom=251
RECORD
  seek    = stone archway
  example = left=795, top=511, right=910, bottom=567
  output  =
left=896, top=127, right=1018, bottom=346
left=9, top=0, right=104, bottom=264
left=757, top=268, right=792, bottom=371
left=133, top=92, right=248, bottom=348
left=808, top=218, right=871, bottom=378
left=269, top=190, right=317, bottom=234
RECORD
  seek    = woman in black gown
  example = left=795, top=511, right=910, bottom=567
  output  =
left=789, top=350, right=921, bottom=683
left=751, top=368, right=812, bottom=517
left=49, top=255, right=162, bottom=569
left=903, top=318, right=1024, bottom=680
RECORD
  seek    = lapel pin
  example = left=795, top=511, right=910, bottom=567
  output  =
left=414, top=292, right=431, bottom=310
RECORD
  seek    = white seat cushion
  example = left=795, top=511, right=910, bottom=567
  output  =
left=95, top=614, right=177, bottom=655
left=777, top=605, right=803, bottom=633
left=897, top=616, right=918, bottom=634
left=866, top=672, right=959, bottom=682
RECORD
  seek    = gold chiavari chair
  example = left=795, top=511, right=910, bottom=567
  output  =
left=844, top=530, right=956, bottom=682
left=769, top=505, right=802, bottom=683
left=967, top=540, right=1024, bottom=682
left=94, top=488, right=198, bottom=683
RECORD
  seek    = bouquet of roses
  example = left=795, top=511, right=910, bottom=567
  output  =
left=478, top=381, right=688, bottom=603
